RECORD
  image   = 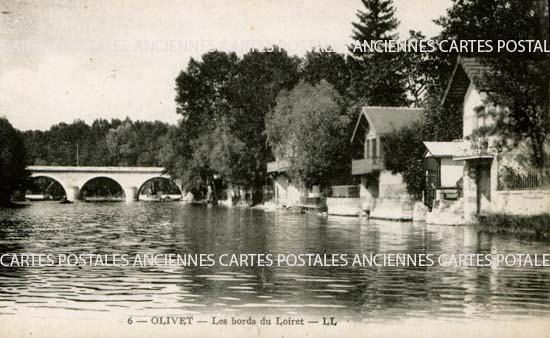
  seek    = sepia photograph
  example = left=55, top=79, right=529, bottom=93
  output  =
left=1, top=0, right=550, bottom=337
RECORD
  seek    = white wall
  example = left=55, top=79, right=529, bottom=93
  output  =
left=378, top=171, right=408, bottom=198
left=369, top=171, right=415, bottom=220
left=273, top=174, right=302, bottom=207
left=463, top=83, right=484, bottom=138
left=441, top=158, right=464, bottom=188
left=493, top=190, right=550, bottom=215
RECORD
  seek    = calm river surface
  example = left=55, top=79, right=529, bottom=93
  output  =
left=0, top=202, right=549, bottom=321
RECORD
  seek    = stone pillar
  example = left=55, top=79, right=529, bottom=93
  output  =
left=462, top=161, right=478, bottom=223
left=359, top=176, right=371, bottom=211
left=65, top=186, right=79, bottom=202
left=124, top=187, right=137, bottom=202
left=359, top=176, right=368, bottom=197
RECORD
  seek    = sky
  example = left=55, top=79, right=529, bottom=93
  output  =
left=0, top=0, right=451, bottom=131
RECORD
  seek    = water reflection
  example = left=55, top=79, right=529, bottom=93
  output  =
left=0, top=202, right=549, bottom=320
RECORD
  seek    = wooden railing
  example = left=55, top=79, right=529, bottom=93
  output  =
left=351, top=157, right=384, bottom=175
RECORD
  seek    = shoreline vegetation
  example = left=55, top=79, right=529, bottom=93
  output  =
left=478, top=214, right=550, bottom=240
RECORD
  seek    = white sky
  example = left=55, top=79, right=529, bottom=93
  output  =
left=0, top=0, right=451, bottom=131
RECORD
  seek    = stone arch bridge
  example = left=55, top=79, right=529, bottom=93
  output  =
left=28, top=166, right=180, bottom=202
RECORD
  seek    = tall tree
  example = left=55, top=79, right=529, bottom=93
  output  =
left=175, top=51, right=239, bottom=140
left=266, top=81, right=351, bottom=188
left=226, top=47, right=301, bottom=202
left=351, top=0, right=399, bottom=43
left=348, top=0, right=408, bottom=106
left=0, top=117, right=28, bottom=206
left=163, top=51, right=239, bottom=196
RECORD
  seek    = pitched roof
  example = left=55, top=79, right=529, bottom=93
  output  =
left=441, top=56, right=492, bottom=107
left=423, top=141, right=461, bottom=158
left=351, top=106, right=424, bottom=142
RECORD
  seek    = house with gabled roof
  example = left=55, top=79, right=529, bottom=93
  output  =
left=438, top=56, right=550, bottom=222
left=349, top=106, right=424, bottom=220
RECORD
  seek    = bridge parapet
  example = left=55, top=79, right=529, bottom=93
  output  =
left=28, top=166, right=164, bottom=173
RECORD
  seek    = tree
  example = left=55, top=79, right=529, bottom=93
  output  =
left=422, top=95, right=463, bottom=142
left=166, top=51, right=240, bottom=198
left=350, top=0, right=399, bottom=43
left=225, top=47, right=301, bottom=202
left=399, top=31, right=455, bottom=106
left=382, top=121, right=426, bottom=199
left=348, top=0, right=408, bottom=106
left=0, top=117, right=28, bottom=206
left=175, top=51, right=238, bottom=141
left=266, top=81, right=351, bottom=188
left=478, top=59, right=550, bottom=168
left=106, top=119, right=136, bottom=166
left=301, top=50, right=351, bottom=98
left=436, top=0, right=544, bottom=44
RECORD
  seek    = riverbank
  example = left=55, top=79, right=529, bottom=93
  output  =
left=256, top=203, right=550, bottom=238
left=478, top=214, right=550, bottom=240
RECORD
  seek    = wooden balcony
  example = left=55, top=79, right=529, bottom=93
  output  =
left=351, top=157, right=385, bottom=175
left=267, top=158, right=291, bottom=173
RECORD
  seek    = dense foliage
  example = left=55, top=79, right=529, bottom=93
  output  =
left=382, top=121, right=426, bottom=199
left=266, top=81, right=352, bottom=188
left=0, top=118, right=28, bottom=206
left=164, top=48, right=301, bottom=203
left=22, top=118, right=174, bottom=167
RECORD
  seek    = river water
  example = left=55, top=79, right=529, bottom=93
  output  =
left=0, top=202, right=549, bottom=322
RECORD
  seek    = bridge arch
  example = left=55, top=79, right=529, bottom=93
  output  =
left=79, top=176, right=126, bottom=201
left=137, top=176, right=183, bottom=201
left=27, top=174, right=68, bottom=200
